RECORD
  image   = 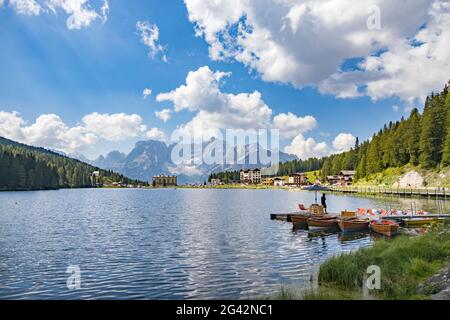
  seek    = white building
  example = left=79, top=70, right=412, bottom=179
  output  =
left=273, top=178, right=286, bottom=187
left=210, top=179, right=223, bottom=186
left=240, top=169, right=261, bottom=184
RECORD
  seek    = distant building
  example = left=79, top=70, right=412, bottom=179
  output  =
left=339, top=171, right=356, bottom=186
left=240, top=169, right=261, bottom=184
left=327, top=175, right=340, bottom=185
left=153, top=175, right=178, bottom=187
left=91, top=171, right=100, bottom=177
left=262, top=178, right=274, bottom=186
left=288, top=173, right=309, bottom=186
left=210, top=179, right=223, bottom=186
left=273, top=178, right=286, bottom=187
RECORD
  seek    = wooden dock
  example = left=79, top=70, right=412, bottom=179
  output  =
left=328, top=186, right=450, bottom=199
left=382, top=214, right=450, bottom=220
left=270, top=213, right=298, bottom=222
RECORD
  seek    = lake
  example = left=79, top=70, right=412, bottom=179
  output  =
left=0, top=188, right=448, bottom=300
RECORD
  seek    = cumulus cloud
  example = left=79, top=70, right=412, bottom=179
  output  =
left=157, top=66, right=319, bottom=144
left=145, top=127, right=166, bottom=141
left=272, top=112, right=317, bottom=138
left=136, top=20, right=168, bottom=62
left=155, top=109, right=171, bottom=123
left=143, top=88, right=152, bottom=99
left=0, top=110, right=165, bottom=153
left=22, top=114, right=98, bottom=152
left=9, top=0, right=41, bottom=15
left=157, top=66, right=274, bottom=139
left=332, top=133, right=357, bottom=153
left=168, top=164, right=202, bottom=177
left=4, top=0, right=109, bottom=29
left=284, top=134, right=329, bottom=160
left=184, top=0, right=450, bottom=103
left=284, top=132, right=357, bottom=159
left=81, top=112, right=148, bottom=141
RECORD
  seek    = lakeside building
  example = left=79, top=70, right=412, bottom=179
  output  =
left=327, top=171, right=356, bottom=186
left=288, top=173, right=309, bottom=186
left=153, top=175, right=178, bottom=187
left=210, top=179, right=224, bottom=186
left=240, top=169, right=261, bottom=184
left=339, top=170, right=356, bottom=186
left=327, top=175, right=340, bottom=185
left=262, top=178, right=274, bottom=186
left=273, top=178, right=286, bottom=187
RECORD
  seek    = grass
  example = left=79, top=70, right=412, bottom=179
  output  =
left=318, top=224, right=450, bottom=300
left=353, top=165, right=450, bottom=188
left=267, top=223, right=450, bottom=300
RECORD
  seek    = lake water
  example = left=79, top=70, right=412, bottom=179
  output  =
left=0, top=188, right=448, bottom=300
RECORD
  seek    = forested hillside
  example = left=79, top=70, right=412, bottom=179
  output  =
left=0, top=137, right=149, bottom=190
left=320, top=81, right=450, bottom=181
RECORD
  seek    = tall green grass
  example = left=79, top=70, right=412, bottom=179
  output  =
left=318, top=225, right=450, bottom=299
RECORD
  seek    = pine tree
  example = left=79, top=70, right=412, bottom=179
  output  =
left=366, top=135, right=382, bottom=175
left=405, top=108, right=421, bottom=166
left=419, top=93, right=446, bottom=168
left=441, top=89, right=450, bottom=166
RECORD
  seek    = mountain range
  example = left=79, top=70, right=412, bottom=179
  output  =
left=90, top=140, right=298, bottom=184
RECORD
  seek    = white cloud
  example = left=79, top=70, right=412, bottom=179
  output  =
left=332, top=133, right=357, bottom=153
left=157, top=66, right=319, bottom=143
left=5, top=0, right=109, bottom=29
left=0, top=110, right=165, bottom=153
left=143, top=88, right=152, bottom=99
left=81, top=112, right=148, bottom=141
left=136, top=20, right=168, bottom=62
left=157, top=66, right=273, bottom=139
left=9, top=0, right=41, bottom=15
left=145, top=127, right=166, bottom=141
left=272, top=112, right=317, bottom=138
left=0, top=111, right=26, bottom=142
left=155, top=108, right=171, bottom=122
left=22, top=114, right=98, bottom=152
left=168, top=164, right=202, bottom=177
left=184, top=0, right=450, bottom=103
left=284, top=134, right=329, bottom=160
left=392, top=105, right=400, bottom=112
left=284, top=132, right=357, bottom=159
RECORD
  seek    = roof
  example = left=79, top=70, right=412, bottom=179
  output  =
left=240, top=169, right=261, bottom=172
left=289, top=173, right=307, bottom=177
left=340, top=171, right=356, bottom=176
left=273, top=178, right=285, bottom=181
left=327, top=175, right=339, bottom=179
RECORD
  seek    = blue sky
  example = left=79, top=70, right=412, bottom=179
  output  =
left=0, top=0, right=448, bottom=159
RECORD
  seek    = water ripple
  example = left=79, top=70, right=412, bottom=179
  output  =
left=0, top=188, right=444, bottom=299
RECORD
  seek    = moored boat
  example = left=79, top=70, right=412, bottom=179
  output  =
left=370, top=220, right=399, bottom=236
left=291, top=214, right=310, bottom=227
left=307, top=216, right=338, bottom=230
left=338, top=218, right=370, bottom=233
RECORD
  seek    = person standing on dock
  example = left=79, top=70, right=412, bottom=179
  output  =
left=321, top=193, right=327, bottom=213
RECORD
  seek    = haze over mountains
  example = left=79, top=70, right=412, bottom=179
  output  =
left=90, top=140, right=298, bottom=184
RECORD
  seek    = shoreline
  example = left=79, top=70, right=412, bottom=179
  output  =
left=3, top=184, right=450, bottom=201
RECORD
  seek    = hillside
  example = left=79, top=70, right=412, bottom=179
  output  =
left=0, top=137, right=149, bottom=191
left=319, top=81, right=450, bottom=183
